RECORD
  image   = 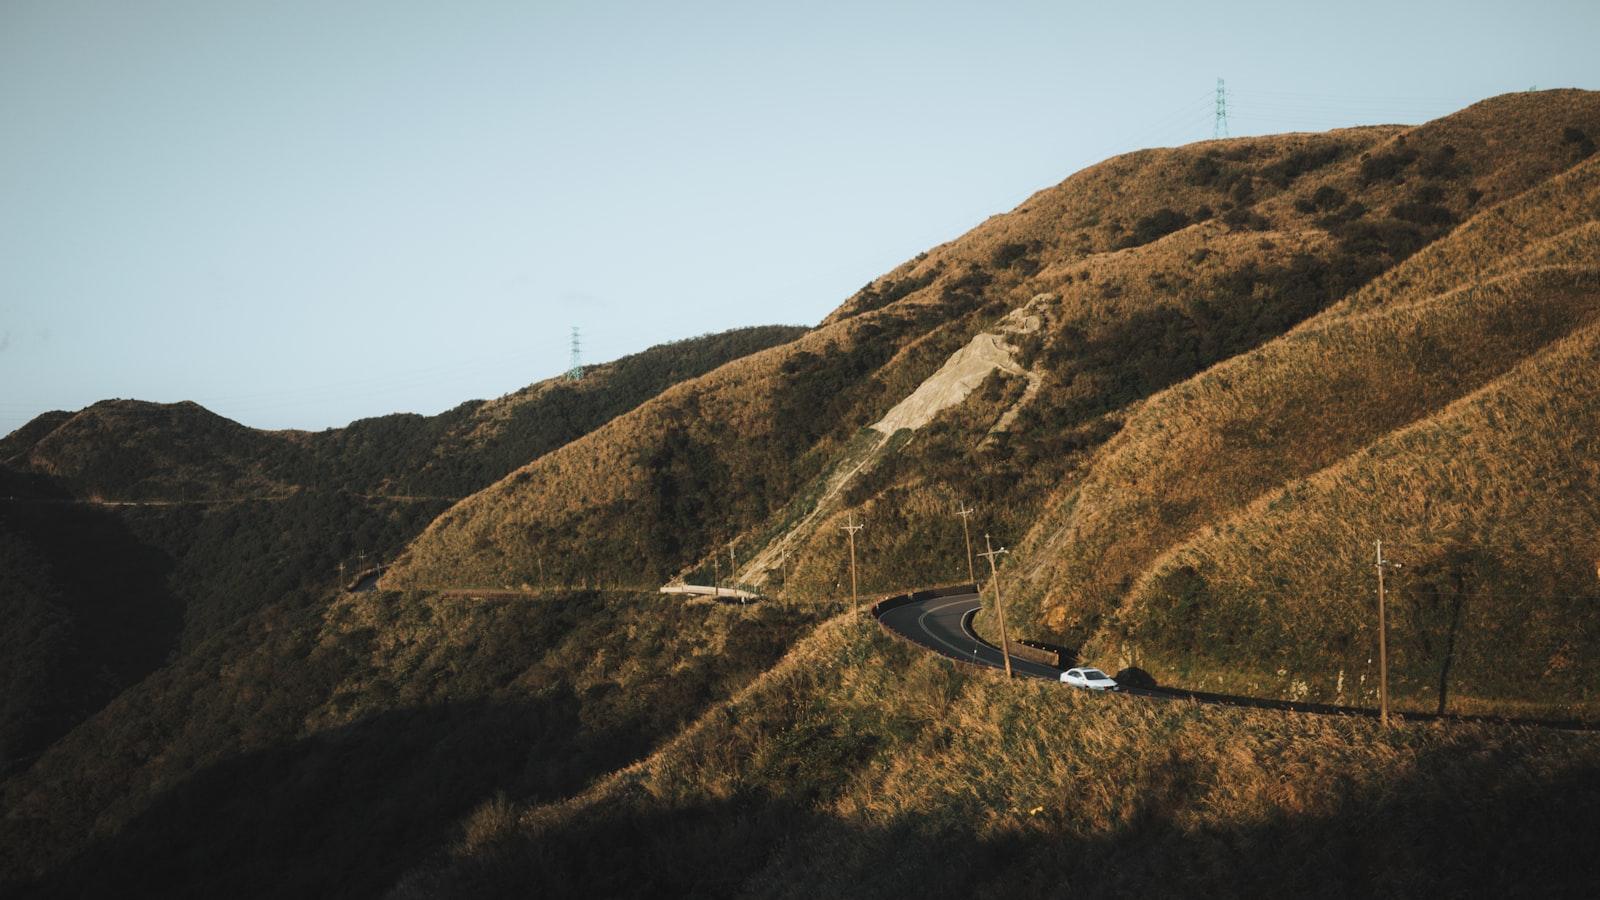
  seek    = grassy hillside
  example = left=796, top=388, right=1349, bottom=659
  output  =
left=1106, top=316, right=1600, bottom=718
left=397, top=618, right=1600, bottom=898
left=386, top=91, right=1600, bottom=717
left=383, top=123, right=1408, bottom=593
left=300, top=325, right=810, bottom=497
left=0, top=590, right=818, bottom=897
left=8, top=91, right=1600, bottom=897
left=5, top=325, right=807, bottom=502
left=1002, top=156, right=1600, bottom=718
left=0, top=326, right=800, bottom=777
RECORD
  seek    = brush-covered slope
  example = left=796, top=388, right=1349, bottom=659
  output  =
left=384, top=124, right=1408, bottom=592
left=0, top=589, right=818, bottom=898
left=5, top=399, right=308, bottom=501
left=397, top=617, right=1600, bottom=898
left=385, top=90, right=1600, bottom=646
left=0, top=326, right=798, bottom=777
left=299, top=325, right=809, bottom=497
left=4, top=325, right=807, bottom=502
left=1004, top=148, right=1600, bottom=718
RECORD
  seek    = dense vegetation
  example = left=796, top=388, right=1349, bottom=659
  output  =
left=0, top=326, right=800, bottom=776
left=5, top=325, right=807, bottom=502
left=399, top=618, right=1600, bottom=898
left=389, top=93, right=1600, bottom=725
left=0, top=591, right=819, bottom=897
left=7, top=91, right=1600, bottom=897
left=1007, top=145, right=1600, bottom=719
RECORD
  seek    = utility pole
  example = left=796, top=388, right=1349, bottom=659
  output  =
left=955, top=502, right=977, bottom=584
left=1214, top=77, right=1229, bottom=139
left=978, top=534, right=1014, bottom=679
left=712, top=555, right=721, bottom=600
left=1375, top=540, right=1402, bottom=727
left=841, top=513, right=865, bottom=620
left=779, top=549, right=791, bottom=606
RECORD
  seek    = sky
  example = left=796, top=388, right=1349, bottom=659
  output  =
left=3, top=0, right=1598, bottom=436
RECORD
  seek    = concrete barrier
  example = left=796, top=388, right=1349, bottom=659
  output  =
left=1011, top=639, right=1066, bottom=668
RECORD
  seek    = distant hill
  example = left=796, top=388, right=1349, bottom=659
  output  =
left=4, top=325, right=809, bottom=502
left=0, top=325, right=803, bottom=776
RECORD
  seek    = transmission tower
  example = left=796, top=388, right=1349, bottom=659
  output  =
left=1214, top=77, right=1229, bottom=139
left=566, top=326, right=583, bottom=381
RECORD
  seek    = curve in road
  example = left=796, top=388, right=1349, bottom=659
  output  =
left=874, top=587, right=1598, bottom=731
left=876, top=591, right=1063, bottom=680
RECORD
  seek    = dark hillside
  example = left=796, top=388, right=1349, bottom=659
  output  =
left=0, top=503, right=178, bottom=777
left=0, top=326, right=803, bottom=779
left=397, top=614, right=1600, bottom=898
left=0, top=590, right=817, bottom=898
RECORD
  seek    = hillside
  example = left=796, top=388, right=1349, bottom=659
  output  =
left=383, top=90, right=1600, bottom=718
left=0, top=326, right=801, bottom=775
left=7, top=90, right=1600, bottom=897
left=1002, top=126, right=1600, bottom=718
left=4, top=325, right=807, bottom=502
left=395, top=614, right=1600, bottom=897
left=0, top=589, right=818, bottom=897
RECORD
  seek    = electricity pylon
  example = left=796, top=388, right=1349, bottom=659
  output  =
left=1214, top=77, right=1229, bottom=139
left=566, top=326, right=583, bottom=381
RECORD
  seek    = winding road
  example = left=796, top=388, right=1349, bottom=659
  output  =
left=873, top=587, right=1598, bottom=730
left=876, top=590, right=1063, bottom=680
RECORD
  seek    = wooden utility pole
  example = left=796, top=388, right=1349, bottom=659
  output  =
left=979, top=534, right=1014, bottom=679
left=712, top=555, right=721, bottom=599
left=729, top=543, right=740, bottom=603
left=841, top=513, right=865, bottom=620
left=955, top=502, right=977, bottom=584
left=1375, top=540, right=1401, bottom=728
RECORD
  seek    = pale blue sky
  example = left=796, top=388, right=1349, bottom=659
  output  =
left=3, top=0, right=1597, bottom=435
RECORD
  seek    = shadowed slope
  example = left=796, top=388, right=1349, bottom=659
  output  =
left=395, top=612, right=1600, bottom=898
left=0, top=590, right=818, bottom=896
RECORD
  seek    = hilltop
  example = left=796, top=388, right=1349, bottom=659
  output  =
left=382, top=90, right=1600, bottom=719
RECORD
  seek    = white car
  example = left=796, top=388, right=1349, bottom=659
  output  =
left=1061, top=667, right=1118, bottom=691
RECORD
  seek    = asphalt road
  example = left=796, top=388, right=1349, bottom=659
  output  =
left=874, top=588, right=1598, bottom=730
left=877, top=591, right=1064, bottom=680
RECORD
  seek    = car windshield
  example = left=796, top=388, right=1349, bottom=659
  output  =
left=1082, top=669, right=1107, bottom=680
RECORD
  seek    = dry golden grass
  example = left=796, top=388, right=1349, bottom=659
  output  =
left=400, top=611, right=1600, bottom=897
left=385, top=90, right=1600, bottom=722
left=0, top=587, right=819, bottom=894
left=1106, top=317, right=1600, bottom=717
left=1000, top=151, right=1600, bottom=715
